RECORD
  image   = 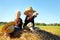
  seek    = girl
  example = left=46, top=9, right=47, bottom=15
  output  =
left=9, top=10, right=23, bottom=37
left=14, top=10, right=23, bottom=32
left=1, top=10, right=23, bottom=37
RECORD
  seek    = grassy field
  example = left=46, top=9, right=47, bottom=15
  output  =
left=35, top=25, right=60, bottom=36
left=0, top=24, right=60, bottom=36
left=0, top=24, right=4, bottom=30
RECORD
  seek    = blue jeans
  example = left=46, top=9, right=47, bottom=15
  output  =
left=14, top=26, right=20, bottom=32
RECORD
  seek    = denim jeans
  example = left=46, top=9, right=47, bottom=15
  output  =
left=14, top=26, right=20, bottom=32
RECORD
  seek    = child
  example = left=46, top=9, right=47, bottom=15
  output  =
left=2, top=10, right=23, bottom=37
left=7, top=10, right=23, bottom=37
left=14, top=10, right=23, bottom=32
left=23, top=6, right=38, bottom=29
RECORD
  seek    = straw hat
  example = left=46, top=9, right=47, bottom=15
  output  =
left=1, top=22, right=15, bottom=33
left=6, top=26, right=14, bottom=33
left=24, top=6, right=36, bottom=15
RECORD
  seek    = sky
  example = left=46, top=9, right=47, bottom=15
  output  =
left=0, top=0, right=60, bottom=24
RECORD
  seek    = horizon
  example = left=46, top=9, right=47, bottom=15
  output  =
left=0, top=0, right=60, bottom=24
left=0, top=21, right=60, bottom=24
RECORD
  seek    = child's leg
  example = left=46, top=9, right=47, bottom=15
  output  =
left=14, top=26, right=20, bottom=32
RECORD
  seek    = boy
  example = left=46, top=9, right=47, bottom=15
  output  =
left=23, top=6, right=38, bottom=29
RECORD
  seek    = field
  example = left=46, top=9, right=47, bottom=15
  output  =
left=0, top=24, right=60, bottom=40
left=0, top=24, right=4, bottom=30
left=0, top=24, right=60, bottom=36
left=35, top=25, right=60, bottom=36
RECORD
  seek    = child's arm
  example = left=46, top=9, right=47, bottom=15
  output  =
left=27, top=16, right=37, bottom=20
left=14, top=19, right=18, bottom=25
left=27, top=12, right=38, bottom=20
left=14, top=19, right=20, bottom=25
left=33, top=12, right=38, bottom=17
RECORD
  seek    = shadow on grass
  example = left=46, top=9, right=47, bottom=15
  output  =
left=37, top=29, right=60, bottom=40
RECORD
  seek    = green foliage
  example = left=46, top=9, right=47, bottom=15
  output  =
left=0, top=22, right=7, bottom=25
left=0, top=22, right=60, bottom=26
left=35, top=23, right=60, bottom=26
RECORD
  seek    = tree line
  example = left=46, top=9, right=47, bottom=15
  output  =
left=0, top=22, right=7, bottom=25
left=0, top=22, right=60, bottom=26
left=35, top=23, right=60, bottom=26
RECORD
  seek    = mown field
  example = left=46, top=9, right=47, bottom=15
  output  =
left=35, top=25, right=60, bottom=36
left=0, top=24, right=60, bottom=36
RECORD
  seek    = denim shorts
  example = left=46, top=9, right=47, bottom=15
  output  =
left=14, top=26, right=20, bottom=32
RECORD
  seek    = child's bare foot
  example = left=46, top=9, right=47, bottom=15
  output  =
left=4, top=33, right=9, bottom=37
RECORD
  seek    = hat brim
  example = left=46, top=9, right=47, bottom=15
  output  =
left=24, top=10, right=36, bottom=15
left=1, top=22, right=15, bottom=33
left=6, top=26, right=15, bottom=33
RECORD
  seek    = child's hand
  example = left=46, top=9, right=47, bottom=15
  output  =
left=27, top=16, right=32, bottom=20
left=33, top=12, right=38, bottom=16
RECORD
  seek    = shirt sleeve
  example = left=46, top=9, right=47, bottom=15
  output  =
left=27, top=16, right=36, bottom=21
left=32, top=15, right=36, bottom=19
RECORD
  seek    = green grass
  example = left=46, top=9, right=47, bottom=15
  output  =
left=0, top=24, right=4, bottom=30
left=35, top=25, right=60, bottom=36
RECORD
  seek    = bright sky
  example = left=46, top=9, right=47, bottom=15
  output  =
left=0, top=0, right=60, bottom=24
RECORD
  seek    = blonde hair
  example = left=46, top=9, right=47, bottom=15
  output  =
left=15, top=10, right=21, bottom=18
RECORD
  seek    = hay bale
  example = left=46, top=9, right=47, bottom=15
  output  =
left=0, top=27, right=60, bottom=40
left=20, top=32, right=40, bottom=40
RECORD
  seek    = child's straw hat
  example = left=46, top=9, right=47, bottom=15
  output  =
left=1, top=22, right=15, bottom=33
left=24, top=6, right=36, bottom=15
